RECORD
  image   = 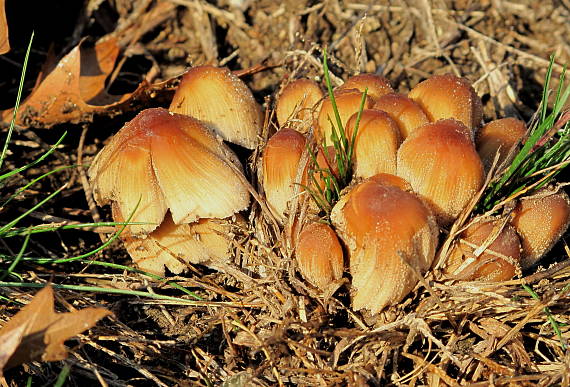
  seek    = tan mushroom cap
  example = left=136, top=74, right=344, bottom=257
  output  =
left=397, top=119, right=485, bottom=225
left=169, top=65, right=263, bottom=149
left=331, top=175, right=438, bottom=314
left=317, top=89, right=374, bottom=143
left=339, top=73, right=394, bottom=100
left=373, top=93, right=430, bottom=139
left=447, top=219, right=521, bottom=281
left=511, top=189, right=570, bottom=269
left=295, top=222, right=344, bottom=289
left=409, top=74, right=483, bottom=136
left=88, top=108, right=250, bottom=234
left=477, top=117, right=527, bottom=171
left=346, top=109, right=401, bottom=178
left=262, top=128, right=307, bottom=219
left=276, top=78, right=324, bottom=128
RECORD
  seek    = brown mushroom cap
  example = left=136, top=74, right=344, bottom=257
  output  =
left=276, top=78, right=324, bottom=128
left=397, top=119, right=485, bottom=225
left=346, top=109, right=401, bottom=178
left=373, top=93, right=430, bottom=139
left=88, top=108, right=250, bottom=234
left=262, top=128, right=307, bottom=218
left=331, top=175, right=438, bottom=313
left=477, top=117, right=527, bottom=171
left=339, top=73, right=394, bottom=100
left=169, top=65, right=263, bottom=149
left=447, top=219, right=521, bottom=281
left=408, top=74, right=483, bottom=136
left=295, top=222, right=344, bottom=289
left=317, top=89, right=374, bottom=143
left=511, top=189, right=570, bottom=268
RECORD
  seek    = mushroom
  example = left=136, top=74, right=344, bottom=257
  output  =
left=476, top=117, right=527, bottom=171
left=88, top=108, right=250, bottom=234
left=317, top=89, right=374, bottom=143
left=511, top=189, right=570, bottom=269
left=446, top=219, right=521, bottom=281
left=169, top=65, right=263, bottom=149
left=331, top=175, right=439, bottom=314
left=295, top=222, right=344, bottom=289
left=346, top=109, right=401, bottom=178
left=339, top=73, right=394, bottom=100
left=261, top=128, right=307, bottom=219
left=373, top=93, right=430, bottom=139
left=276, top=78, right=324, bottom=128
left=408, top=74, right=483, bottom=136
left=397, top=119, right=485, bottom=225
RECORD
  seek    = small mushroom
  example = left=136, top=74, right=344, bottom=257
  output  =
left=397, top=119, right=485, bottom=225
left=446, top=219, right=521, bottom=281
left=169, top=65, right=263, bottom=149
left=373, top=93, right=430, bottom=139
left=295, top=222, right=344, bottom=289
left=339, top=73, right=394, bottom=100
left=331, top=175, right=438, bottom=314
left=276, top=78, right=323, bottom=128
left=346, top=109, right=401, bottom=178
left=408, top=74, right=483, bottom=136
left=476, top=117, right=527, bottom=171
left=511, top=189, right=570, bottom=269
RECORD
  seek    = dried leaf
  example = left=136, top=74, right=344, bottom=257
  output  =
left=0, top=0, right=9, bottom=55
left=0, top=322, right=27, bottom=377
left=1, top=37, right=175, bottom=128
left=0, top=285, right=111, bottom=372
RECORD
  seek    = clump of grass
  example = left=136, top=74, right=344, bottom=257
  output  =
left=304, top=48, right=367, bottom=215
left=478, top=56, right=570, bottom=213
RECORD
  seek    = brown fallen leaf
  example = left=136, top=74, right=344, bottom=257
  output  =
left=1, top=37, right=176, bottom=128
left=0, top=285, right=111, bottom=374
left=0, top=0, right=9, bottom=55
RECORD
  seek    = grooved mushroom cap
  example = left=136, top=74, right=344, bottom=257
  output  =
left=447, top=219, right=521, bottom=281
left=511, top=189, right=570, bottom=269
left=408, top=74, right=483, bottom=136
left=113, top=204, right=240, bottom=276
left=295, top=222, right=344, bottom=289
left=262, top=128, right=307, bottom=219
left=339, top=73, right=394, bottom=100
left=169, top=65, right=263, bottom=149
left=276, top=78, right=324, bottom=128
left=317, top=89, right=374, bottom=143
left=397, top=119, right=485, bottom=225
left=88, top=108, right=250, bottom=234
left=346, top=109, right=401, bottom=178
left=477, top=117, right=527, bottom=171
left=373, top=93, right=430, bottom=139
left=331, top=175, right=439, bottom=314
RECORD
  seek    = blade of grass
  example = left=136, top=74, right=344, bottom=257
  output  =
left=0, top=231, right=30, bottom=280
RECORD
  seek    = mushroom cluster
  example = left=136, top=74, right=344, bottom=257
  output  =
left=89, top=64, right=570, bottom=314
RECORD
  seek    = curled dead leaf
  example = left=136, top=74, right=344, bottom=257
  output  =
left=0, top=0, right=8, bottom=55
left=1, top=37, right=176, bottom=128
left=0, top=285, right=111, bottom=373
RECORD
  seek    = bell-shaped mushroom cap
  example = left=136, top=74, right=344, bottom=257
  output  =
left=477, top=117, right=526, bottom=170
left=373, top=93, right=430, bottom=139
left=276, top=78, right=324, bottom=128
left=262, top=128, right=307, bottom=219
left=446, top=219, right=521, bottom=281
left=339, top=73, right=394, bottom=100
left=317, top=89, right=374, bottom=143
left=331, top=175, right=439, bottom=314
left=511, top=189, right=570, bottom=269
left=114, top=205, right=239, bottom=276
left=346, top=109, right=401, bottom=178
left=295, top=222, right=344, bottom=289
left=89, top=108, right=250, bottom=234
left=408, top=74, right=483, bottom=136
left=397, top=119, right=485, bottom=225
left=169, top=65, right=263, bottom=149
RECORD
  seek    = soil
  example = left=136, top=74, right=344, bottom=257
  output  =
left=1, top=0, right=570, bottom=386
